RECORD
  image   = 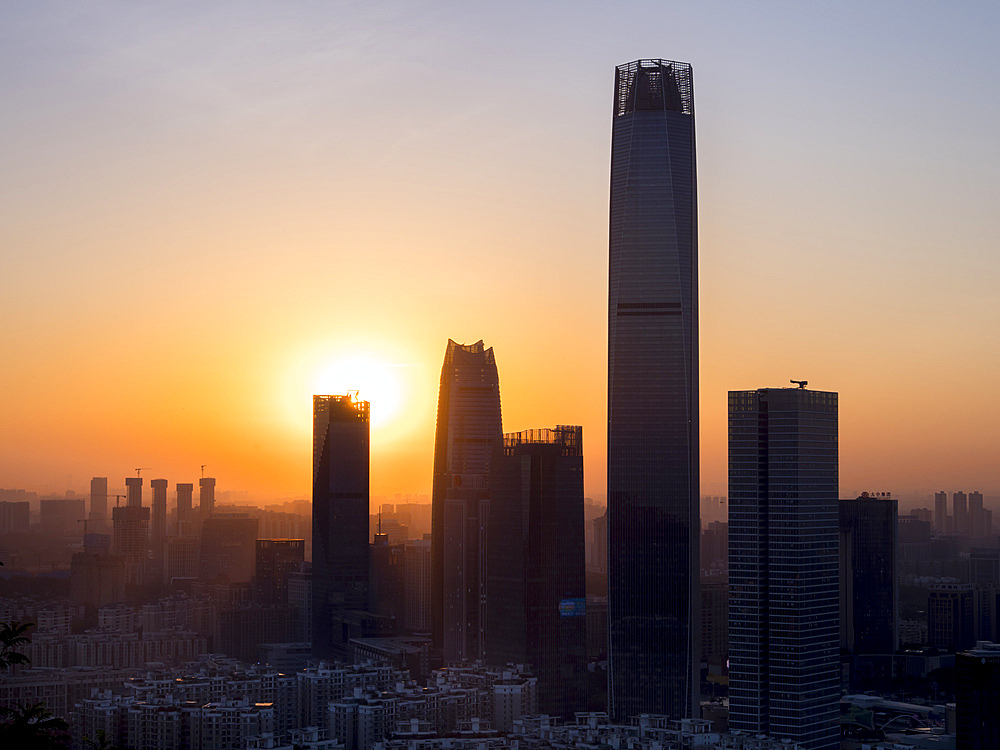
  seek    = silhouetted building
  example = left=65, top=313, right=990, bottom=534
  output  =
left=701, top=582, right=728, bottom=675
left=969, top=491, right=988, bottom=537
left=312, top=394, right=370, bottom=660
left=217, top=604, right=299, bottom=663
left=199, top=477, right=216, bottom=519
left=150, top=478, right=168, bottom=572
left=163, top=536, right=199, bottom=583
left=487, top=425, right=586, bottom=719
left=0, top=501, right=29, bottom=534
left=728, top=387, right=839, bottom=750
left=176, top=482, right=194, bottom=536
left=929, top=583, right=975, bottom=652
left=125, top=476, right=142, bottom=508
left=957, top=641, right=1000, bottom=749
left=954, top=491, right=969, bottom=536
left=403, top=538, right=431, bottom=634
left=934, top=491, right=948, bottom=535
left=840, top=493, right=898, bottom=657
left=113, top=480, right=150, bottom=588
left=198, top=513, right=258, bottom=584
left=590, top=511, right=607, bottom=574
left=607, top=58, right=700, bottom=721
left=370, top=533, right=405, bottom=630
left=89, top=477, right=108, bottom=528
left=71, top=552, right=126, bottom=608
left=256, top=538, right=305, bottom=605
left=971, top=549, right=1000, bottom=643
left=431, top=339, right=503, bottom=663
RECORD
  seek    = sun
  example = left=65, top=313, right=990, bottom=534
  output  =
left=311, top=354, right=403, bottom=429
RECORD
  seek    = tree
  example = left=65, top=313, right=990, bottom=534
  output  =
left=0, top=621, right=31, bottom=670
left=0, top=702, right=70, bottom=749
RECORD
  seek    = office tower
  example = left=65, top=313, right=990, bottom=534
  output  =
left=312, top=395, right=371, bottom=660
left=487, top=426, right=586, bottom=719
left=403, top=538, right=432, bottom=633
left=176, top=482, right=194, bottom=535
left=430, top=339, right=503, bottom=663
left=728, top=387, right=839, bottom=750
left=606, top=59, right=699, bottom=720
left=199, top=477, right=216, bottom=519
left=840, top=493, right=898, bottom=657
left=928, top=583, right=975, bottom=652
left=89, top=477, right=108, bottom=527
left=954, top=491, right=969, bottom=536
left=957, top=641, right=1000, bottom=749
left=150, top=478, right=168, bottom=569
left=969, top=491, right=985, bottom=536
left=934, top=491, right=948, bottom=534
left=370, top=532, right=405, bottom=628
left=256, top=538, right=306, bottom=605
left=970, top=549, right=1000, bottom=642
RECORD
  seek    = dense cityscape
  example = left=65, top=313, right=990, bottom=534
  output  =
left=2, top=57, right=997, bottom=750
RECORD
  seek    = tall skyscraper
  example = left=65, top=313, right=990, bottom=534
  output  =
left=607, top=59, right=699, bottom=719
left=176, top=482, right=194, bottom=536
left=486, top=425, right=586, bottom=719
left=312, top=394, right=370, bottom=660
left=89, top=477, right=108, bottom=528
left=431, top=339, right=502, bottom=663
left=150, top=478, right=168, bottom=570
left=954, top=491, right=969, bottom=536
left=199, top=477, right=216, bottom=519
left=728, top=387, right=840, bottom=750
left=114, top=476, right=150, bottom=588
left=934, top=491, right=948, bottom=534
left=840, top=493, right=898, bottom=685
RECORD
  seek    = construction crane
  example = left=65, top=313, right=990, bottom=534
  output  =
left=790, top=379, right=808, bottom=389
left=200, top=465, right=207, bottom=478
left=134, top=467, right=151, bottom=477
left=111, top=494, right=127, bottom=507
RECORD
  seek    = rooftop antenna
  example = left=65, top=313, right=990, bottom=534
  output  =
left=790, top=379, right=808, bottom=389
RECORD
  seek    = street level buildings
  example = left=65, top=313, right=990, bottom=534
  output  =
left=607, top=58, right=700, bottom=719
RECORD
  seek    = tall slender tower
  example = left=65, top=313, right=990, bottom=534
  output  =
left=607, top=59, right=700, bottom=719
left=89, top=477, right=108, bottom=528
left=431, top=339, right=502, bottom=664
left=199, top=477, right=216, bottom=519
left=728, top=387, right=840, bottom=750
left=312, top=394, right=370, bottom=660
left=150, top=478, right=168, bottom=571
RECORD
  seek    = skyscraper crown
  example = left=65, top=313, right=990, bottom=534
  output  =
left=614, top=59, right=694, bottom=117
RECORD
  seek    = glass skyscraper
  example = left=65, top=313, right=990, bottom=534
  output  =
left=312, top=394, right=370, bottom=660
left=431, top=339, right=502, bottom=663
left=728, top=387, right=840, bottom=750
left=486, top=425, right=586, bottom=718
left=607, top=59, right=700, bottom=720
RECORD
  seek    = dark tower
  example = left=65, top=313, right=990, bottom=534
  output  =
left=431, top=339, right=503, bottom=664
left=89, top=477, right=108, bottom=529
left=312, top=395, right=370, bottom=660
left=607, top=59, right=699, bottom=719
left=728, top=387, right=840, bottom=750
left=487, top=425, right=586, bottom=719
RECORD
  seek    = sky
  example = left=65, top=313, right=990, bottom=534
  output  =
left=2, top=1, right=999, bottom=509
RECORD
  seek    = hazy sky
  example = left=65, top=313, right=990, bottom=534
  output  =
left=3, top=1, right=999, bottom=504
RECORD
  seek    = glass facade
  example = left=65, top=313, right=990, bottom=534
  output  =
left=728, top=388, right=840, bottom=750
left=430, top=339, right=502, bottom=663
left=607, top=59, right=700, bottom=720
left=486, top=425, right=586, bottom=719
left=311, top=395, right=370, bottom=660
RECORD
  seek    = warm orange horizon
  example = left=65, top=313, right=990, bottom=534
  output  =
left=3, top=4, right=999, bottom=507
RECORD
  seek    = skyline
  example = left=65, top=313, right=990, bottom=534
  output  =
left=3, top=2, right=1000, bottom=502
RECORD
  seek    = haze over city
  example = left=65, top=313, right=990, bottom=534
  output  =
left=3, top=1, right=999, bottom=505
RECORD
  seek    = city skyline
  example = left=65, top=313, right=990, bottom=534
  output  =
left=3, top=3, right=1000, bottom=502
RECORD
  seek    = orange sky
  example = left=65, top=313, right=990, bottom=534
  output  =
left=2, top=3, right=999, bottom=506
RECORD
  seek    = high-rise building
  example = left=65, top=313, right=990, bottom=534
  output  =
left=89, top=477, right=108, bottom=528
left=957, top=641, right=1000, bottom=749
left=176, top=482, right=194, bottom=536
left=728, top=387, right=840, bottom=750
left=928, top=583, right=975, bottom=652
left=150, top=478, right=168, bottom=570
left=840, top=493, right=898, bottom=657
left=199, top=477, right=216, bottom=519
left=486, top=425, right=586, bottom=719
left=606, top=59, right=700, bottom=720
left=430, top=339, right=503, bottom=663
left=934, top=491, right=948, bottom=535
left=114, top=477, right=150, bottom=588
left=255, top=538, right=305, bottom=605
left=403, top=538, right=432, bottom=634
left=954, top=491, right=969, bottom=536
left=969, top=491, right=986, bottom=537
left=312, top=395, right=370, bottom=660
